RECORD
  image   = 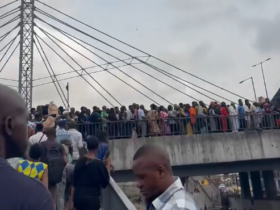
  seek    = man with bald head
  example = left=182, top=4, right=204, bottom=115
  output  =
left=0, top=85, right=53, bottom=210
left=133, top=144, right=198, bottom=210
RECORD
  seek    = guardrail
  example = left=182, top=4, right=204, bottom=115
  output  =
left=75, top=113, right=280, bottom=139
left=101, top=177, right=137, bottom=210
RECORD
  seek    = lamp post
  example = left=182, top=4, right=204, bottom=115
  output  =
left=239, top=77, right=257, bottom=102
left=252, top=58, right=271, bottom=99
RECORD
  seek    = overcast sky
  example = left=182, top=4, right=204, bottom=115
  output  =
left=1, top=0, right=280, bottom=109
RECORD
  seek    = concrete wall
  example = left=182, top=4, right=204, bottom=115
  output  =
left=110, top=130, right=280, bottom=171
left=228, top=197, right=280, bottom=210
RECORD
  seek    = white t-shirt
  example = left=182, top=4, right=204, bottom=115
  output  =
left=29, top=132, right=47, bottom=145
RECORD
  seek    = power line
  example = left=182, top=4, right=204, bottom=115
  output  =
left=0, top=41, right=20, bottom=73
left=35, top=26, right=122, bottom=107
left=0, top=0, right=18, bottom=10
left=0, top=25, right=18, bottom=43
left=35, top=16, right=173, bottom=105
left=33, top=36, right=67, bottom=107
left=34, top=33, right=116, bottom=107
left=33, top=62, right=143, bottom=87
left=0, top=77, right=18, bottom=82
left=0, top=14, right=20, bottom=29
left=32, top=56, right=147, bottom=82
left=35, top=24, right=166, bottom=106
left=0, top=33, right=18, bottom=64
left=0, top=7, right=20, bottom=20
left=36, top=1, right=249, bottom=101
left=35, top=16, right=208, bottom=103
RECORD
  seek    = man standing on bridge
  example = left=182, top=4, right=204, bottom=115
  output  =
left=132, top=144, right=198, bottom=210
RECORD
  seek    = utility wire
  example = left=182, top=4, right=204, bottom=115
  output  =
left=0, top=14, right=20, bottom=29
left=35, top=26, right=122, bottom=107
left=33, top=56, right=147, bottom=82
left=35, top=17, right=172, bottom=105
left=35, top=24, right=165, bottom=105
left=33, top=62, right=143, bottom=86
left=36, top=17, right=204, bottom=104
left=0, top=7, right=20, bottom=20
left=34, top=33, right=116, bottom=107
left=35, top=3, right=249, bottom=101
left=0, top=77, right=18, bottom=82
left=0, top=33, right=18, bottom=60
left=33, top=36, right=67, bottom=107
left=0, top=25, right=18, bottom=43
left=0, top=0, right=18, bottom=10
left=0, top=41, right=20, bottom=73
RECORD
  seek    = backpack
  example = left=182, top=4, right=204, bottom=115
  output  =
left=42, top=142, right=64, bottom=186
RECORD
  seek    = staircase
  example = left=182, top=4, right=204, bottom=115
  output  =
left=192, top=176, right=221, bottom=209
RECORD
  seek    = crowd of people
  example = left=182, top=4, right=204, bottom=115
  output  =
left=28, top=98, right=280, bottom=140
left=0, top=84, right=201, bottom=210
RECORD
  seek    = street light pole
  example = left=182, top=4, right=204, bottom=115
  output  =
left=252, top=58, right=271, bottom=99
left=251, top=77, right=257, bottom=102
left=239, top=77, right=257, bottom=102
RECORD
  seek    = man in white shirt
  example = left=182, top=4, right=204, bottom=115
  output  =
left=138, top=105, right=147, bottom=138
left=29, top=123, right=47, bottom=144
left=68, top=121, right=83, bottom=163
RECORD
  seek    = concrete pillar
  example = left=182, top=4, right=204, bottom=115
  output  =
left=263, top=170, right=277, bottom=199
left=239, top=172, right=251, bottom=199
left=250, top=171, right=263, bottom=199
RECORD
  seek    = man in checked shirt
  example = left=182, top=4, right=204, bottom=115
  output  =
left=132, top=144, right=198, bottom=210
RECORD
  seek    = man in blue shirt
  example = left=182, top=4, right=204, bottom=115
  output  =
left=237, top=99, right=245, bottom=130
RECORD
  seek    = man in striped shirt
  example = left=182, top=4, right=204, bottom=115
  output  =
left=133, top=144, right=198, bottom=210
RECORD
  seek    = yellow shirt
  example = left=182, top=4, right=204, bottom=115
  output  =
left=7, top=158, right=47, bottom=180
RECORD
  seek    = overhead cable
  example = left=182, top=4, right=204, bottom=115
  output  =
left=33, top=36, right=67, bottom=107
left=0, top=25, right=19, bottom=43
left=0, top=0, right=18, bottom=10
left=35, top=2, right=248, bottom=100
left=0, top=41, right=20, bottom=73
left=33, top=62, right=143, bottom=85
left=35, top=17, right=172, bottom=105
left=35, top=26, right=122, bottom=107
left=33, top=56, right=148, bottom=82
left=35, top=24, right=165, bottom=105
left=0, top=14, right=20, bottom=29
left=34, top=33, right=116, bottom=107
left=36, top=17, right=205, bottom=103
left=0, top=7, right=20, bottom=20
left=0, top=77, right=18, bottom=82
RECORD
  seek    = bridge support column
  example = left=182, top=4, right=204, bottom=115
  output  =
left=239, top=172, right=251, bottom=199
left=263, top=170, right=277, bottom=199
left=250, top=171, right=263, bottom=199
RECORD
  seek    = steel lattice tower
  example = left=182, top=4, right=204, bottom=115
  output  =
left=18, top=0, right=35, bottom=109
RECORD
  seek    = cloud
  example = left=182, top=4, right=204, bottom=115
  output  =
left=1, top=0, right=280, bottom=110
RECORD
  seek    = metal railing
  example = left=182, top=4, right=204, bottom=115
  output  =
left=101, top=177, right=137, bottom=210
left=75, top=113, right=280, bottom=139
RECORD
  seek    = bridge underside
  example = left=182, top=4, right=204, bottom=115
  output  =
left=112, top=158, right=280, bottom=182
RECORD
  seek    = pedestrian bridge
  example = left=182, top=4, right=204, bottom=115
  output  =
left=110, top=130, right=280, bottom=182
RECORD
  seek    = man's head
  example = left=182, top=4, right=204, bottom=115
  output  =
left=132, top=144, right=173, bottom=202
left=238, top=99, right=243, bottom=106
left=86, top=136, right=99, bottom=152
left=68, top=121, right=76, bottom=130
left=102, top=106, right=107, bottom=111
left=0, top=85, right=28, bottom=159
left=44, top=127, right=56, bottom=140
left=35, top=123, right=44, bottom=133
left=245, top=99, right=250, bottom=105
left=29, top=143, right=42, bottom=161
left=58, top=119, right=67, bottom=129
